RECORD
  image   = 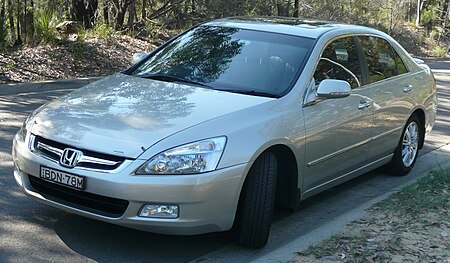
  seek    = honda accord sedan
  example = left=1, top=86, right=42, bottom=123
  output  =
left=12, top=17, right=437, bottom=248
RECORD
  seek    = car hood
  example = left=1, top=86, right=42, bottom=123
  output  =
left=30, top=74, right=273, bottom=158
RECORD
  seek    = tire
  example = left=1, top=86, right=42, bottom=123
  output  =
left=235, top=152, right=277, bottom=248
left=388, top=114, right=422, bottom=176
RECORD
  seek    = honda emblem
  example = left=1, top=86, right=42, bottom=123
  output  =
left=59, top=148, right=83, bottom=168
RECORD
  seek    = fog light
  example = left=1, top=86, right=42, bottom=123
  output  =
left=139, top=204, right=179, bottom=219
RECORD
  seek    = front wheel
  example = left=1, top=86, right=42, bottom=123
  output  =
left=388, top=115, right=421, bottom=176
left=235, top=152, right=277, bottom=248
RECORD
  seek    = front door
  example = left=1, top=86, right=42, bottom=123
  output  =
left=303, top=36, right=373, bottom=193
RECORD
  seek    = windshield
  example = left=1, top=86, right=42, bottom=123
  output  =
left=131, top=26, right=314, bottom=97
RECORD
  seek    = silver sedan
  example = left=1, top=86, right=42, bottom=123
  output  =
left=12, top=17, right=437, bottom=248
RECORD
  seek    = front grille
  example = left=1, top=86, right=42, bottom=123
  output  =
left=30, top=135, right=126, bottom=171
left=29, top=175, right=129, bottom=218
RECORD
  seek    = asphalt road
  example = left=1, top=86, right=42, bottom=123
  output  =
left=0, top=59, right=449, bottom=262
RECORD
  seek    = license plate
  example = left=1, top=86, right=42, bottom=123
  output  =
left=40, top=166, right=85, bottom=190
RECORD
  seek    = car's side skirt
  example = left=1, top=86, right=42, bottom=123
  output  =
left=301, top=153, right=393, bottom=200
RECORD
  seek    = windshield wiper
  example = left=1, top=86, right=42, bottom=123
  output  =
left=138, top=73, right=212, bottom=89
left=216, top=89, right=280, bottom=98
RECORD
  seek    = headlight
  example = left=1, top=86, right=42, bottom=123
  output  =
left=135, top=137, right=227, bottom=175
left=17, top=116, right=30, bottom=142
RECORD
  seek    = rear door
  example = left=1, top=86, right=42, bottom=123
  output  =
left=358, top=36, right=414, bottom=162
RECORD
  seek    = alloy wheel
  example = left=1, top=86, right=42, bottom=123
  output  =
left=401, top=121, right=419, bottom=167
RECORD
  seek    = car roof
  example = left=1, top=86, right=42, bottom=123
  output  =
left=203, top=16, right=371, bottom=39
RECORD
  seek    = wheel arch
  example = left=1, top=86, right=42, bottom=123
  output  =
left=238, top=143, right=301, bottom=212
left=268, top=144, right=301, bottom=210
left=410, top=108, right=426, bottom=149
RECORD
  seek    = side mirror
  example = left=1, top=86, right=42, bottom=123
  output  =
left=413, top=58, right=425, bottom=65
left=131, top=52, right=148, bottom=65
left=316, top=79, right=351, bottom=99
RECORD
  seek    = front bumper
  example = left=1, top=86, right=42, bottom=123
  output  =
left=12, top=134, right=247, bottom=235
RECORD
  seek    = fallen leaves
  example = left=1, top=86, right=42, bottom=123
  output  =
left=292, top=170, right=450, bottom=263
left=0, top=35, right=157, bottom=84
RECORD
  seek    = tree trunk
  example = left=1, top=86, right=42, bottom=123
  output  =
left=0, top=0, right=5, bottom=39
left=23, top=0, right=27, bottom=42
left=142, top=0, right=146, bottom=20
left=29, top=0, right=35, bottom=43
left=294, top=0, right=299, bottom=17
left=113, top=0, right=132, bottom=30
left=7, top=0, right=14, bottom=40
left=104, top=0, right=109, bottom=25
left=276, top=0, right=283, bottom=16
left=72, top=0, right=87, bottom=27
left=128, top=0, right=135, bottom=26
left=442, top=0, right=450, bottom=21
left=16, top=0, right=22, bottom=45
left=115, top=6, right=126, bottom=29
left=415, top=0, right=423, bottom=26
left=285, top=0, right=291, bottom=16
left=438, top=0, right=450, bottom=44
left=86, top=0, right=98, bottom=28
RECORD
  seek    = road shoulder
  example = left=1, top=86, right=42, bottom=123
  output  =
left=253, top=144, right=450, bottom=262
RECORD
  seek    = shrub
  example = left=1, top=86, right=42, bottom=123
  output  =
left=92, top=24, right=114, bottom=41
left=34, top=9, right=59, bottom=44
left=433, top=45, right=447, bottom=57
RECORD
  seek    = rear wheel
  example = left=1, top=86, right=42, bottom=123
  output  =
left=388, top=115, right=421, bottom=175
left=236, top=152, right=277, bottom=248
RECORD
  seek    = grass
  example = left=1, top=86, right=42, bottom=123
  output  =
left=297, top=169, right=450, bottom=262
left=380, top=169, right=450, bottom=215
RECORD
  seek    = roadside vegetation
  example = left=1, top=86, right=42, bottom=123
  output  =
left=0, top=0, right=450, bottom=83
left=293, top=169, right=450, bottom=262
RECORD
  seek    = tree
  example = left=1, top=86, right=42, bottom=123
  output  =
left=416, top=0, right=425, bottom=26
left=72, top=0, right=98, bottom=28
left=7, top=0, right=14, bottom=40
left=104, top=0, right=110, bottom=25
left=16, top=0, right=22, bottom=45
left=112, top=0, right=133, bottom=29
left=86, top=0, right=98, bottom=28
left=294, top=0, right=299, bottom=17
left=0, top=0, right=7, bottom=47
left=72, top=0, right=88, bottom=26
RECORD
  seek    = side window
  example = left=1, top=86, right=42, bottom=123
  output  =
left=314, top=37, right=362, bottom=89
left=359, top=36, right=408, bottom=83
left=394, top=49, right=409, bottom=75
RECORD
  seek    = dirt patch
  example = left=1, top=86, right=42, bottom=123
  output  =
left=0, top=35, right=156, bottom=84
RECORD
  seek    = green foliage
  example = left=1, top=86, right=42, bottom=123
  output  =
left=421, top=3, right=440, bottom=26
left=433, top=45, right=447, bottom=57
left=34, top=9, right=59, bottom=44
left=92, top=24, right=114, bottom=41
left=76, top=27, right=87, bottom=44
left=1, top=0, right=449, bottom=55
left=144, top=20, right=162, bottom=37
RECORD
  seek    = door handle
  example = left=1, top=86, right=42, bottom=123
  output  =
left=357, top=98, right=373, bottom=110
left=403, top=85, right=413, bottom=93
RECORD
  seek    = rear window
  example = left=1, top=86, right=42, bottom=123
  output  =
left=131, top=26, right=314, bottom=97
left=359, top=36, right=409, bottom=83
